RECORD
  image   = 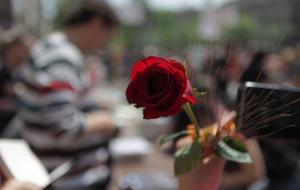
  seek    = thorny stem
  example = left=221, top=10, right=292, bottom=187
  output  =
left=183, top=103, right=201, bottom=139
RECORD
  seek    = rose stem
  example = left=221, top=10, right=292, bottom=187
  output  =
left=183, top=103, right=201, bottom=139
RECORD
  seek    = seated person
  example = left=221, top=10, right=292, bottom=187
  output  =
left=14, top=1, right=118, bottom=189
left=0, top=28, right=32, bottom=135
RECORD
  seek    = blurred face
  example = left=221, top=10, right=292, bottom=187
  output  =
left=5, top=42, right=30, bottom=69
left=264, top=54, right=285, bottom=82
left=87, top=18, right=116, bottom=54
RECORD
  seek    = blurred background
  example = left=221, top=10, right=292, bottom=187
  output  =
left=2, top=0, right=299, bottom=84
left=0, top=0, right=299, bottom=190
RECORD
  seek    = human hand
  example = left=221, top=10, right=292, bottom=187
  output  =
left=177, top=137, right=225, bottom=190
left=1, top=180, right=41, bottom=190
left=86, top=111, right=117, bottom=138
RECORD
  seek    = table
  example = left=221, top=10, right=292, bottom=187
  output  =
left=109, top=145, right=176, bottom=190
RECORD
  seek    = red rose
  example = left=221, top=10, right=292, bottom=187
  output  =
left=126, top=56, right=196, bottom=119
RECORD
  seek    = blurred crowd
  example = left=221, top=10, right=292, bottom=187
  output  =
left=0, top=0, right=299, bottom=190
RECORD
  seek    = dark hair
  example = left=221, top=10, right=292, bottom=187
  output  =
left=61, top=0, right=119, bottom=28
left=240, top=51, right=268, bottom=83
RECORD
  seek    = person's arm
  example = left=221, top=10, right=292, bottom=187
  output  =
left=85, top=110, right=115, bottom=136
left=18, top=59, right=116, bottom=139
left=179, top=158, right=225, bottom=190
left=221, top=139, right=266, bottom=188
left=46, top=64, right=116, bottom=138
left=177, top=137, right=225, bottom=190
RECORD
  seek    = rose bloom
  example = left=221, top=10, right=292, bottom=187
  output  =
left=126, top=56, right=196, bottom=119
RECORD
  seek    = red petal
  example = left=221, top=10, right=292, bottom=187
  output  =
left=182, top=81, right=197, bottom=104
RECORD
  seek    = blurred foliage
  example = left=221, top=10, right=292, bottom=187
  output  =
left=116, top=10, right=199, bottom=55
left=53, top=0, right=78, bottom=28
left=225, top=14, right=258, bottom=41
left=259, top=24, right=284, bottom=40
left=53, top=0, right=285, bottom=52
left=225, top=14, right=284, bottom=43
left=54, top=0, right=199, bottom=55
left=147, top=11, right=199, bottom=50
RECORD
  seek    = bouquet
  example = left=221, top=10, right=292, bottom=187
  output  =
left=126, top=56, right=251, bottom=176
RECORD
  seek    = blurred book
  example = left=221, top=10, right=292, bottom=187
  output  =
left=0, top=139, right=50, bottom=188
left=237, top=82, right=300, bottom=139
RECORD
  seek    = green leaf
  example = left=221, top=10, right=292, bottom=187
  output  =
left=159, top=131, right=188, bottom=146
left=174, top=140, right=202, bottom=176
left=223, top=137, right=247, bottom=153
left=216, top=140, right=252, bottom=163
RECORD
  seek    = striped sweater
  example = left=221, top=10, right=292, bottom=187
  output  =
left=16, top=32, right=110, bottom=189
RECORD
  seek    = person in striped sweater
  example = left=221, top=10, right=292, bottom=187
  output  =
left=14, top=1, right=118, bottom=189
